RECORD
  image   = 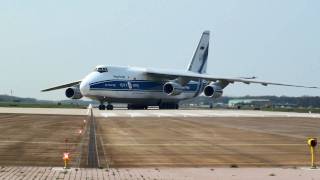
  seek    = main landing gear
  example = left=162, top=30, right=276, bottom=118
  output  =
left=106, top=104, right=113, bottom=110
left=98, top=104, right=106, bottom=110
left=98, top=103, right=113, bottom=110
left=159, top=103, right=179, bottom=109
left=127, top=104, right=148, bottom=110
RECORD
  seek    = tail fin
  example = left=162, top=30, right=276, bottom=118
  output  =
left=187, top=31, right=210, bottom=74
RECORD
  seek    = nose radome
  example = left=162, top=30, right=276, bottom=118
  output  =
left=79, top=80, right=90, bottom=96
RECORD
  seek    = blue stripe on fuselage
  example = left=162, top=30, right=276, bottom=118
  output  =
left=89, top=80, right=199, bottom=92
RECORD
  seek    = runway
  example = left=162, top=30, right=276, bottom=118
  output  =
left=1, top=107, right=319, bottom=118
left=0, top=107, right=86, bottom=116
left=97, top=109, right=320, bottom=118
left=0, top=107, right=319, bottom=179
left=0, top=113, right=85, bottom=167
left=96, top=115, right=319, bottom=167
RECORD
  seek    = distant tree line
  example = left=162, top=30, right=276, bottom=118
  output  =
left=0, top=95, right=37, bottom=103
left=181, top=96, right=320, bottom=108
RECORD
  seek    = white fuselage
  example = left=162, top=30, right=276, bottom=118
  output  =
left=79, top=66, right=204, bottom=105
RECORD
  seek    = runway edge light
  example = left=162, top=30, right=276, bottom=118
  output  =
left=307, top=138, right=317, bottom=169
left=63, top=152, right=70, bottom=169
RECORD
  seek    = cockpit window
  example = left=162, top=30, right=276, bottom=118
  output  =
left=96, top=67, right=108, bottom=73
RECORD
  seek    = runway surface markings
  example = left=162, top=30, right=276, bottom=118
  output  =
left=96, top=110, right=320, bottom=118
left=201, top=112, right=235, bottom=117
left=175, top=112, right=204, bottom=117
left=126, top=112, right=147, bottom=117
left=100, top=112, right=117, bottom=118
left=152, top=112, right=174, bottom=117
left=229, top=113, right=266, bottom=117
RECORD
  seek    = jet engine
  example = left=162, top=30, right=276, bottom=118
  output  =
left=163, top=82, right=184, bottom=96
left=203, top=83, right=223, bottom=98
left=65, top=87, right=83, bottom=99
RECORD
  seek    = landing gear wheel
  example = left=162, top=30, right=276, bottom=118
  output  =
left=127, top=104, right=148, bottom=110
left=106, top=104, right=114, bottom=110
left=159, top=103, right=179, bottom=109
left=98, top=104, right=105, bottom=110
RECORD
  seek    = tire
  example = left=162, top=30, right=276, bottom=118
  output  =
left=99, top=105, right=105, bottom=110
left=159, top=103, right=179, bottom=109
left=127, top=104, right=148, bottom=110
left=106, top=104, right=113, bottom=110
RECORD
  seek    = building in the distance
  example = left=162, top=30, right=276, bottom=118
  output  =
left=228, top=99, right=271, bottom=110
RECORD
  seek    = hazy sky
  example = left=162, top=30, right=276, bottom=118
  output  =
left=0, top=0, right=319, bottom=100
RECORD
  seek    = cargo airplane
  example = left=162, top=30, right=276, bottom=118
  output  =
left=42, top=31, right=318, bottom=110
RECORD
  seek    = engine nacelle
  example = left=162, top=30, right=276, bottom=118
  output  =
left=163, top=82, right=184, bottom=96
left=65, top=87, right=83, bottom=99
left=203, top=83, right=223, bottom=98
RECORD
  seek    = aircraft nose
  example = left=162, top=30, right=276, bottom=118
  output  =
left=80, top=80, right=90, bottom=96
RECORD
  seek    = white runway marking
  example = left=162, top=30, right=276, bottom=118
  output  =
left=152, top=112, right=174, bottom=117
left=229, top=113, right=265, bottom=117
left=174, top=112, right=206, bottom=117
left=100, top=112, right=117, bottom=118
left=201, top=112, right=226, bottom=117
left=126, top=112, right=147, bottom=117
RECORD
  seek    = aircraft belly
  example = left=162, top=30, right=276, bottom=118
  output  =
left=87, top=89, right=195, bottom=102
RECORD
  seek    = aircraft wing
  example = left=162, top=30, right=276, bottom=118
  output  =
left=41, top=80, right=82, bottom=92
left=144, top=69, right=319, bottom=89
